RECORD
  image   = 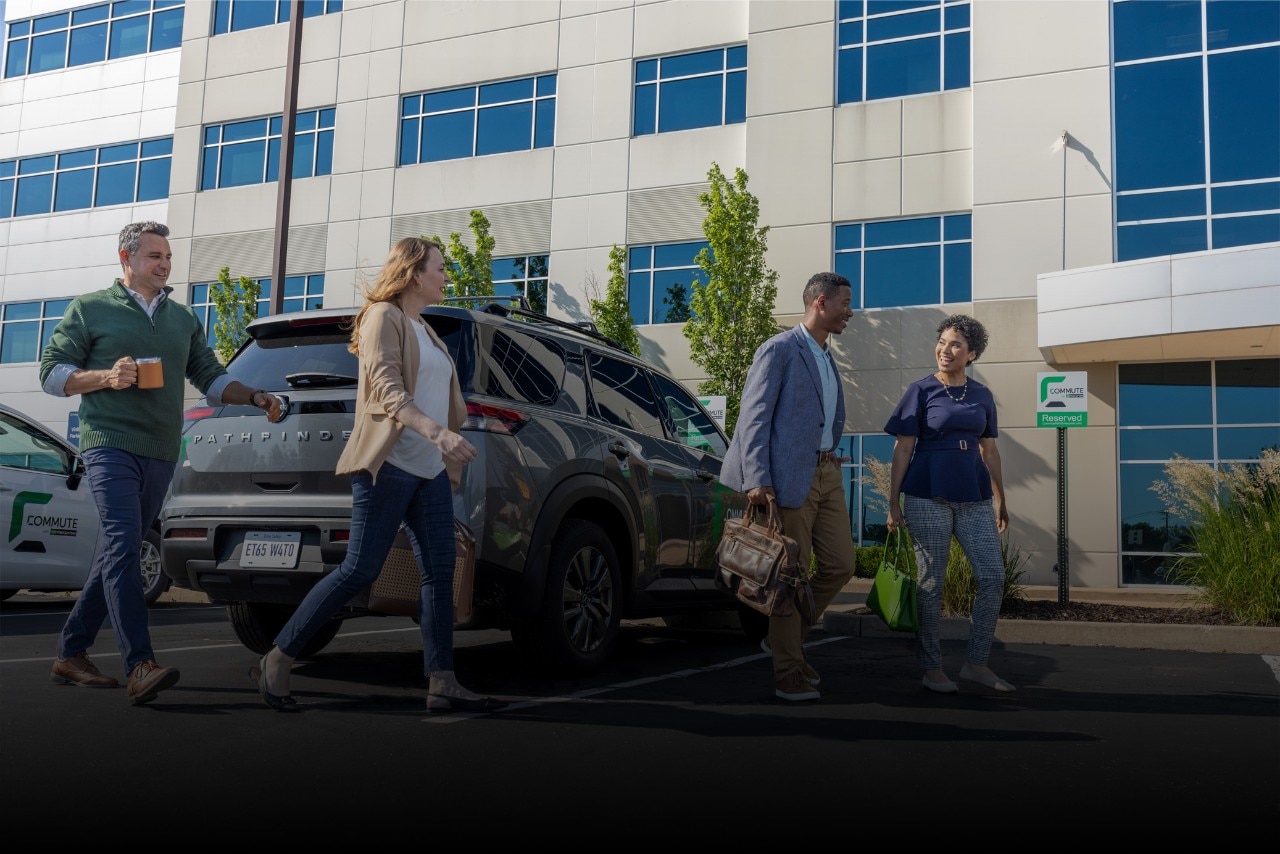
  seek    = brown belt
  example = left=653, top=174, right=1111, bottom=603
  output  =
left=817, top=449, right=838, bottom=465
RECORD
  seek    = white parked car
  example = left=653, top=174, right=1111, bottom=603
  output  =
left=0, top=403, right=169, bottom=605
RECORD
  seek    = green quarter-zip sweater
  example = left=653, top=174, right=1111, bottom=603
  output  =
left=39, top=280, right=228, bottom=462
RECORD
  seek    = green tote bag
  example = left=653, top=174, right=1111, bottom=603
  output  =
left=865, top=529, right=919, bottom=633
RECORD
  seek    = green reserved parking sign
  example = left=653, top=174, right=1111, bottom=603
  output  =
left=1037, top=371, right=1088, bottom=427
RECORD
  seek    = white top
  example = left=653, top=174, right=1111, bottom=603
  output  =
left=385, top=321, right=450, bottom=480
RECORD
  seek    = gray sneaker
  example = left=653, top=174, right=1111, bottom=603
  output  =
left=775, top=670, right=820, bottom=702
left=760, top=638, right=820, bottom=687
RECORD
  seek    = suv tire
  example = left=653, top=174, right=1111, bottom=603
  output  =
left=141, top=527, right=170, bottom=607
left=513, top=519, right=621, bottom=674
left=226, top=602, right=342, bottom=659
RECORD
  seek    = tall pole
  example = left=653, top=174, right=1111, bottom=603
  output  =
left=1057, top=427, right=1069, bottom=605
left=270, top=1, right=304, bottom=317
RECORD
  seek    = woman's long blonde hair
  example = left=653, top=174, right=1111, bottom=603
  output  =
left=348, top=237, right=443, bottom=355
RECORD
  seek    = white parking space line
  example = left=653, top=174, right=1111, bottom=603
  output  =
left=1265, top=655, right=1280, bottom=684
left=421, top=634, right=852, bottom=724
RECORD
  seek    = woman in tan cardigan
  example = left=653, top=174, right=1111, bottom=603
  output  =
left=252, top=237, right=505, bottom=713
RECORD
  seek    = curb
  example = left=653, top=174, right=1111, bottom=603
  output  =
left=823, top=611, right=1280, bottom=656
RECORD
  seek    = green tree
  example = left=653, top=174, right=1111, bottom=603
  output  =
left=587, top=244, right=640, bottom=355
left=683, top=162, right=779, bottom=437
left=431, top=209, right=495, bottom=299
left=209, top=266, right=261, bottom=364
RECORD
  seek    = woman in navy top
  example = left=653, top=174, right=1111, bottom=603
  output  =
left=884, top=314, right=1014, bottom=694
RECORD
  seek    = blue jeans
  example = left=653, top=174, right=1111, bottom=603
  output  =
left=274, top=463, right=457, bottom=674
left=57, top=447, right=175, bottom=675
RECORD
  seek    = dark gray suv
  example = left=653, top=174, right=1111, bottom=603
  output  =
left=160, top=302, right=751, bottom=672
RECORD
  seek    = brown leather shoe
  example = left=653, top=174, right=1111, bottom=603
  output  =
left=50, top=654, right=119, bottom=688
left=126, top=660, right=180, bottom=705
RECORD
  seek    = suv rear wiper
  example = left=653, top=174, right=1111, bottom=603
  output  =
left=285, top=372, right=358, bottom=388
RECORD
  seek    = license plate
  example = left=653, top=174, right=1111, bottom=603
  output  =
left=240, top=531, right=302, bottom=568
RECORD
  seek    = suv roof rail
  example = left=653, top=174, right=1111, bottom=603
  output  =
left=441, top=294, right=531, bottom=311
left=476, top=303, right=630, bottom=353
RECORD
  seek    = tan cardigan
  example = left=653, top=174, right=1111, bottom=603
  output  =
left=335, top=301, right=466, bottom=488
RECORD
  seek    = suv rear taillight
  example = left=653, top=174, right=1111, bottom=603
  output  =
left=183, top=405, right=217, bottom=424
left=464, top=402, right=528, bottom=435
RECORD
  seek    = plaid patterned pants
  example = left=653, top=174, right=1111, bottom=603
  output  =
left=903, top=494, right=1005, bottom=671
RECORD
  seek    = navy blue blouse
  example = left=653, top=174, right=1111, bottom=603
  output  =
left=883, top=375, right=999, bottom=502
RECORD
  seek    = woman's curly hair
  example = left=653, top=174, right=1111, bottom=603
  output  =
left=938, top=314, right=989, bottom=361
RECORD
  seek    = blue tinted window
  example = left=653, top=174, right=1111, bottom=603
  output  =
left=633, top=85, right=657, bottom=135
left=1117, top=220, right=1207, bottom=261
left=69, top=23, right=108, bottom=66
left=865, top=246, right=938, bottom=308
left=1216, top=359, right=1280, bottom=424
left=1118, top=362, right=1212, bottom=426
left=201, top=111, right=332, bottom=189
left=1207, top=0, right=1280, bottom=49
left=1114, top=0, right=1201, bottom=61
left=867, top=36, right=940, bottom=100
left=627, top=241, right=707, bottom=325
left=837, top=46, right=864, bottom=103
left=108, top=13, right=149, bottom=59
left=866, top=216, right=938, bottom=246
left=1119, top=428, right=1214, bottom=460
left=54, top=169, right=94, bottom=211
left=1208, top=48, right=1280, bottom=183
left=838, top=1, right=966, bottom=103
left=0, top=298, right=71, bottom=364
left=1113, top=2, right=1280, bottom=261
left=943, top=31, right=969, bottom=89
left=1, top=137, right=171, bottom=218
left=29, top=32, right=68, bottom=73
left=634, top=46, right=747, bottom=136
left=477, top=102, right=533, bottom=155
left=150, top=8, right=183, bottom=51
left=402, top=75, right=553, bottom=165
left=660, top=76, right=723, bottom=132
left=1213, top=214, right=1280, bottom=249
left=95, top=162, right=136, bottom=206
left=834, top=213, right=969, bottom=309
left=479, top=78, right=533, bottom=105
left=229, top=0, right=280, bottom=33
left=1116, top=189, right=1206, bottom=220
left=6, top=40, right=30, bottom=77
left=1115, top=60, right=1205, bottom=191
left=220, top=141, right=267, bottom=187
left=1119, top=357, right=1280, bottom=581
left=421, top=112, right=475, bottom=162
left=942, top=243, right=971, bottom=303
left=15, top=175, right=53, bottom=216
left=1212, top=181, right=1280, bottom=214
left=1219, top=427, right=1280, bottom=459
left=137, top=158, right=170, bottom=201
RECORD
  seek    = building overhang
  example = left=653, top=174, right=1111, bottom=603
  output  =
left=1036, top=242, right=1280, bottom=365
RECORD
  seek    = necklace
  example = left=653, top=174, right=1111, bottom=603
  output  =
left=938, top=374, right=967, bottom=402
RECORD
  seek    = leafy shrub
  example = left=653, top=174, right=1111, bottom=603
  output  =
left=1152, top=449, right=1280, bottom=626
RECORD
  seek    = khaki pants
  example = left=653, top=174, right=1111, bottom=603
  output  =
left=768, top=459, right=856, bottom=679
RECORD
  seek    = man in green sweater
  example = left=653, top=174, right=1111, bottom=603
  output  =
left=40, top=221, right=284, bottom=705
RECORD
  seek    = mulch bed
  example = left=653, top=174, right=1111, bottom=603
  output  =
left=847, top=600, right=1242, bottom=625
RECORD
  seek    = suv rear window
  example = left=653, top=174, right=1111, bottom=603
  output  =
left=229, top=334, right=358, bottom=390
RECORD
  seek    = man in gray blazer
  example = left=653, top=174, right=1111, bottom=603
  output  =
left=721, top=271, right=857, bottom=701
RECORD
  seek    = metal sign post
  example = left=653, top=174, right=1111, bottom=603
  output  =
left=1037, top=371, right=1089, bottom=605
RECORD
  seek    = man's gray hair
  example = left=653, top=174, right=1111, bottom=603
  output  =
left=118, top=221, right=170, bottom=256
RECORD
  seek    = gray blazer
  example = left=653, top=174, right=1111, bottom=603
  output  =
left=721, top=324, right=846, bottom=508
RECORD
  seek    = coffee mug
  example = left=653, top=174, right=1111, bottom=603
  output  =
left=136, top=356, right=163, bottom=389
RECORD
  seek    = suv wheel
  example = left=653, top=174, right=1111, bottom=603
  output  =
left=513, top=519, right=621, bottom=674
left=226, top=602, right=342, bottom=659
left=141, top=527, right=170, bottom=607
